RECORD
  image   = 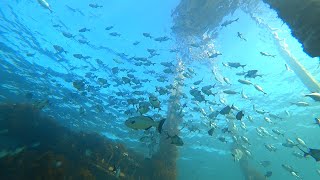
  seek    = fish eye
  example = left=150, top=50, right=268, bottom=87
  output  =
left=131, top=120, right=135, bottom=124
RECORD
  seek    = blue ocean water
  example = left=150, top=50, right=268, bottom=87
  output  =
left=1, top=0, right=320, bottom=179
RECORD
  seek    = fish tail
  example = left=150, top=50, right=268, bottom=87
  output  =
left=297, top=146, right=309, bottom=157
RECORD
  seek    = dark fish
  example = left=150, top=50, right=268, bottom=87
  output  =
left=208, top=128, right=215, bottom=136
left=221, top=18, right=239, bottom=27
left=260, top=52, right=276, bottom=58
left=227, top=62, right=246, bottom=69
left=236, top=111, right=244, bottom=120
left=73, top=54, right=84, bottom=59
left=79, top=28, right=90, bottom=32
left=298, top=147, right=320, bottom=162
left=244, top=70, right=262, bottom=78
left=143, top=33, right=152, bottom=38
left=208, top=52, right=222, bottom=58
left=105, top=26, right=114, bottom=30
left=53, top=45, right=68, bottom=54
left=219, top=105, right=232, bottom=115
left=89, top=4, right=103, bottom=8
left=221, top=127, right=231, bottom=133
left=218, top=136, right=227, bottom=143
left=133, top=41, right=140, bottom=45
left=109, top=32, right=121, bottom=37
left=315, top=118, right=320, bottom=127
left=265, top=171, right=272, bottom=178
left=78, top=39, right=90, bottom=44
left=62, top=32, right=74, bottom=38
left=237, top=32, right=247, bottom=41
left=154, top=36, right=170, bottom=42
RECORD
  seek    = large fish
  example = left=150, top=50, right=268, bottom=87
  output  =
left=125, top=116, right=165, bottom=133
left=298, top=147, right=320, bottom=162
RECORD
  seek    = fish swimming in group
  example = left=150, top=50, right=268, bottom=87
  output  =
left=143, top=33, right=152, bottom=38
left=314, top=118, right=320, bottom=126
left=244, top=70, right=262, bottom=78
left=37, top=0, right=52, bottom=13
left=154, top=36, right=170, bottom=42
left=208, top=52, right=222, bottom=58
left=298, top=147, right=320, bottom=162
left=227, top=62, right=246, bottom=69
left=237, top=32, right=247, bottom=41
left=208, top=128, right=215, bottom=136
left=221, top=18, right=239, bottom=27
left=260, top=51, right=276, bottom=58
left=219, top=105, right=233, bottom=115
left=89, top=3, right=103, bottom=8
left=79, top=28, right=90, bottom=32
left=105, top=26, right=114, bottom=30
left=236, top=111, right=244, bottom=120
left=125, top=116, right=166, bottom=133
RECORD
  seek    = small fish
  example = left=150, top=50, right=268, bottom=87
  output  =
left=285, top=64, right=293, bottom=72
left=143, top=33, right=152, bottom=38
left=218, top=136, right=228, bottom=143
left=133, top=41, right=140, bottom=45
left=125, top=116, right=166, bottom=133
left=79, top=28, right=90, bottom=32
left=89, top=4, right=103, bottom=8
left=223, top=77, right=231, bottom=84
left=154, top=36, right=170, bottom=42
left=260, top=51, right=276, bottom=58
left=105, top=26, right=114, bottom=30
left=208, top=52, right=222, bottom=58
left=109, top=32, right=121, bottom=37
left=244, top=70, right=262, bottom=78
left=193, top=79, right=203, bottom=86
left=227, top=62, right=246, bottom=69
left=208, top=128, right=215, bottom=136
left=53, top=45, right=68, bottom=54
left=223, top=90, right=238, bottom=94
left=253, top=84, right=267, bottom=94
left=296, top=138, right=307, bottom=147
left=237, top=32, right=247, bottom=41
left=272, top=129, right=284, bottom=136
left=62, top=32, right=75, bottom=38
left=236, top=111, right=244, bottom=120
left=290, top=101, right=309, bottom=107
left=220, top=105, right=232, bottom=115
left=37, top=0, right=52, bottom=13
left=238, top=79, right=252, bottom=85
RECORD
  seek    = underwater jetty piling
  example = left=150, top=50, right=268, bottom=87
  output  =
left=150, top=58, right=185, bottom=180
left=0, top=103, right=175, bottom=180
left=263, top=0, right=320, bottom=58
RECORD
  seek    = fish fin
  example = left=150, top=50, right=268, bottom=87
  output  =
left=145, top=126, right=152, bottom=130
left=297, top=146, right=309, bottom=157
left=157, top=118, right=166, bottom=133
